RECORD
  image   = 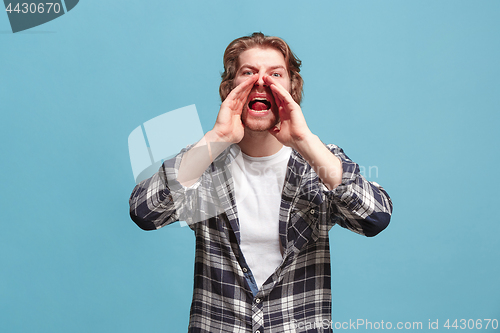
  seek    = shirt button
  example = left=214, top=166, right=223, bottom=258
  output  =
left=310, top=209, right=315, bottom=214
left=255, top=298, right=261, bottom=304
left=242, top=267, right=248, bottom=273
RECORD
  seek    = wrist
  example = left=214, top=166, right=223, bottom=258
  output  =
left=207, top=129, right=233, bottom=144
left=204, top=130, right=233, bottom=160
left=291, top=131, right=318, bottom=154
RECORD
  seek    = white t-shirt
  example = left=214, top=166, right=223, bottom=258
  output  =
left=229, top=146, right=292, bottom=289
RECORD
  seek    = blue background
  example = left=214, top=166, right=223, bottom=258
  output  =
left=1, top=0, right=499, bottom=332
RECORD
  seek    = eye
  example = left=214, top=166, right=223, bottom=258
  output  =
left=272, top=73, right=281, bottom=77
left=243, top=71, right=254, bottom=76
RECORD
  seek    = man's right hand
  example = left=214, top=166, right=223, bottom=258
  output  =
left=211, top=75, right=258, bottom=143
left=177, top=75, right=257, bottom=187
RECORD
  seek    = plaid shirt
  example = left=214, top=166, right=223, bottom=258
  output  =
left=129, top=143, right=392, bottom=333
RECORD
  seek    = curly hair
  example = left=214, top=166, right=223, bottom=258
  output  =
left=219, top=32, right=304, bottom=105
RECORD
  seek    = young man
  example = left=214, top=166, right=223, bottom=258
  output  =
left=130, top=32, right=392, bottom=333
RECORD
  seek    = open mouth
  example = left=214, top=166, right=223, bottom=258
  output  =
left=248, top=98, right=272, bottom=112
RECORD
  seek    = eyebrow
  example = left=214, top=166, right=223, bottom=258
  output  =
left=239, top=64, right=287, bottom=71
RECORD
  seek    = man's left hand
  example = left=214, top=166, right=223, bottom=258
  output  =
left=264, top=75, right=313, bottom=149
left=264, top=75, right=343, bottom=190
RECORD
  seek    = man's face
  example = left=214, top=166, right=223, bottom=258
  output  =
left=233, top=47, right=291, bottom=132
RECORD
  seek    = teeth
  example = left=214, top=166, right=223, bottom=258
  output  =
left=252, top=97, right=268, bottom=102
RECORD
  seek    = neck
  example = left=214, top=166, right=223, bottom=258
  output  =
left=238, top=129, right=283, bottom=157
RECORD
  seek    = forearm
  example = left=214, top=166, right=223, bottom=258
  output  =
left=293, top=133, right=343, bottom=191
left=177, top=130, right=231, bottom=187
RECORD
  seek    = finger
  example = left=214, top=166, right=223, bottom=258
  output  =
left=238, top=76, right=258, bottom=101
left=264, top=76, right=295, bottom=106
left=224, top=76, right=258, bottom=114
left=228, top=75, right=258, bottom=100
left=268, top=125, right=280, bottom=137
left=263, top=74, right=279, bottom=88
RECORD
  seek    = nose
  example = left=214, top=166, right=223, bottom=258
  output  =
left=255, top=74, right=267, bottom=89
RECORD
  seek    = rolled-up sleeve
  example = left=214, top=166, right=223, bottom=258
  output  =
left=129, top=158, right=181, bottom=230
left=325, top=144, right=393, bottom=237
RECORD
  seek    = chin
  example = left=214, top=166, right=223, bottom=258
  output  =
left=243, top=120, right=278, bottom=132
left=242, top=109, right=279, bottom=132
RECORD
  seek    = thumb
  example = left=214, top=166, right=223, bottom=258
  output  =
left=268, top=123, right=280, bottom=137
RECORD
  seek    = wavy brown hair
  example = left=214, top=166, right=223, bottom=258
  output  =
left=219, top=32, right=304, bottom=105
